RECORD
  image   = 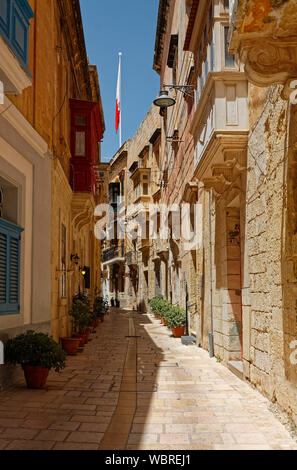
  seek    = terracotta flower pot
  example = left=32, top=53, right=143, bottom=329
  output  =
left=161, top=317, right=168, bottom=326
left=171, top=325, right=186, bottom=338
left=154, top=314, right=159, bottom=319
left=81, top=329, right=91, bottom=343
left=72, top=333, right=85, bottom=347
left=22, top=365, right=49, bottom=389
left=61, top=337, right=80, bottom=355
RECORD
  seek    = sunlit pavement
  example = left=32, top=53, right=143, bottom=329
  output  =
left=0, top=308, right=296, bottom=450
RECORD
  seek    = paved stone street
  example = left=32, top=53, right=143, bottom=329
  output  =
left=0, top=309, right=296, bottom=450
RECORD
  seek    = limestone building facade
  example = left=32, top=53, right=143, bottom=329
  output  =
left=0, top=0, right=105, bottom=387
left=102, top=0, right=297, bottom=424
left=227, top=0, right=297, bottom=424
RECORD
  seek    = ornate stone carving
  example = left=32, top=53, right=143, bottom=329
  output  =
left=229, top=0, right=297, bottom=93
left=270, top=0, right=289, bottom=7
left=244, top=38, right=297, bottom=88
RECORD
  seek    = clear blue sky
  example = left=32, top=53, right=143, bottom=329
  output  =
left=80, top=0, right=160, bottom=162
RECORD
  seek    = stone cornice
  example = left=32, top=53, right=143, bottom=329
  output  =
left=0, top=35, right=32, bottom=94
left=153, top=0, right=170, bottom=74
left=0, top=96, right=48, bottom=157
left=193, top=130, right=249, bottom=181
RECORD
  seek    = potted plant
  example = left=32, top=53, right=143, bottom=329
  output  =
left=159, top=299, right=171, bottom=326
left=5, top=331, right=66, bottom=389
left=93, top=296, right=108, bottom=324
left=69, top=295, right=92, bottom=344
left=149, top=296, right=163, bottom=319
left=166, top=305, right=186, bottom=338
left=60, top=336, right=81, bottom=355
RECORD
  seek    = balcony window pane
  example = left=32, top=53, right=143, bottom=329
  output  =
left=200, top=73, right=204, bottom=92
left=224, top=27, right=235, bottom=68
left=76, top=115, right=86, bottom=126
left=210, top=38, right=214, bottom=71
left=76, top=131, right=86, bottom=156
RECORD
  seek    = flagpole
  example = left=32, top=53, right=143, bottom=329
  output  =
left=119, top=52, right=122, bottom=148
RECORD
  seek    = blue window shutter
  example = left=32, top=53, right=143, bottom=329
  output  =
left=9, top=236, right=19, bottom=305
left=0, top=233, right=7, bottom=304
left=0, top=0, right=34, bottom=73
left=0, top=218, right=23, bottom=315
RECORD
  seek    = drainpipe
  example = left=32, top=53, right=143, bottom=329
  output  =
left=208, top=190, right=214, bottom=358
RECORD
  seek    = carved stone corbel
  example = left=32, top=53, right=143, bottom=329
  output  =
left=243, top=38, right=297, bottom=89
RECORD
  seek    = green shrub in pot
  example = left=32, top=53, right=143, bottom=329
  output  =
left=5, top=330, right=66, bottom=372
left=69, top=297, right=92, bottom=333
left=93, top=296, right=108, bottom=319
left=149, top=296, right=163, bottom=317
left=5, top=330, right=66, bottom=388
left=166, top=305, right=186, bottom=329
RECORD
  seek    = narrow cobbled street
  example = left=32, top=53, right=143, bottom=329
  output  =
left=0, top=309, right=296, bottom=451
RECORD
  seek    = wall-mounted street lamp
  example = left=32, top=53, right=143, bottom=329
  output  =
left=153, top=84, right=194, bottom=108
left=153, top=90, right=176, bottom=108
left=80, top=266, right=90, bottom=289
left=80, top=266, right=87, bottom=276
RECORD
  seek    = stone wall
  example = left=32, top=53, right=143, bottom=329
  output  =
left=243, top=83, right=297, bottom=424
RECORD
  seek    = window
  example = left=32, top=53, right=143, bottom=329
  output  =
left=109, top=182, right=121, bottom=213
left=61, top=224, right=66, bottom=298
left=205, top=54, right=209, bottom=81
left=76, top=115, right=86, bottom=126
left=224, top=26, right=235, bottom=68
left=200, top=72, right=204, bottom=93
left=210, top=37, right=215, bottom=71
left=0, top=218, right=23, bottom=315
left=0, top=0, right=34, bottom=72
left=173, top=46, right=178, bottom=86
left=75, top=131, right=86, bottom=156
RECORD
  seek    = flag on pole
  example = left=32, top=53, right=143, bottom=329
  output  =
left=115, top=53, right=122, bottom=135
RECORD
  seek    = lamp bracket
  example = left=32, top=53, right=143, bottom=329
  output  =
left=162, top=84, right=194, bottom=98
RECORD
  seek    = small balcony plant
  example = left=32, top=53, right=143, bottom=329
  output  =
left=5, top=330, right=66, bottom=389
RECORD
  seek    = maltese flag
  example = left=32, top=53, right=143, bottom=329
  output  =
left=115, top=53, right=122, bottom=133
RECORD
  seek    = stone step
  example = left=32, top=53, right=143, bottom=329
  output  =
left=181, top=336, right=196, bottom=346
left=227, top=360, right=243, bottom=380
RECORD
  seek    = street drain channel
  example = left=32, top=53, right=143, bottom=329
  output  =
left=99, top=316, right=137, bottom=450
left=155, top=362, right=179, bottom=367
